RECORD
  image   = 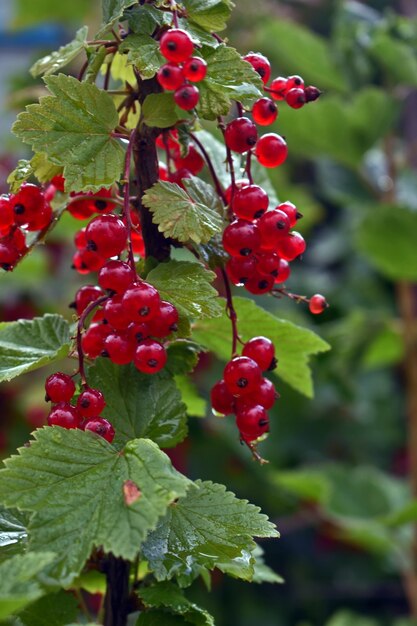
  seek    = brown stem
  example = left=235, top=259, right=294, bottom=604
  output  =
left=220, top=267, right=240, bottom=357
left=102, top=557, right=131, bottom=626
left=189, top=131, right=227, bottom=204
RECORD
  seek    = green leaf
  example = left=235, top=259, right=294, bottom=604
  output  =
left=198, top=45, right=263, bottom=120
left=98, top=0, right=138, bottom=38
left=361, top=325, right=404, bottom=370
left=142, top=93, right=179, bottom=128
left=142, top=480, right=278, bottom=583
left=174, top=376, right=207, bottom=417
left=0, top=315, right=71, bottom=383
left=369, top=34, right=417, bottom=87
left=193, top=297, right=330, bottom=398
left=183, top=0, right=232, bottom=32
left=16, top=590, right=78, bottom=626
left=0, top=552, right=56, bottom=619
left=119, top=34, right=165, bottom=80
left=87, top=359, right=188, bottom=448
left=139, top=581, right=214, bottom=626
left=137, top=612, right=189, bottom=626
left=0, top=430, right=191, bottom=584
left=143, top=178, right=224, bottom=244
left=13, top=0, right=89, bottom=26
left=0, top=507, right=27, bottom=564
left=30, top=153, right=63, bottom=185
left=166, top=341, right=201, bottom=376
left=147, top=260, right=223, bottom=319
left=251, top=545, right=283, bottom=585
left=69, top=570, right=106, bottom=594
left=12, top=74, right=124, bottom=193
left=6, top=160, right=33, bottom=193
left=30, top=26, right=88, bottom=78
left=127, top=5, right=167, bottom=35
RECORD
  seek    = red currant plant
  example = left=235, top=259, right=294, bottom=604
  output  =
left=0, top=1, right=330, bottom=624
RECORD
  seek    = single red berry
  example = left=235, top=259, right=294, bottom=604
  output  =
left=236, top=378, right=277, bottom=411
left=74, top=228, right=88, bottom=250
left=285, top=87, right=306, bottom=109
left=47, top=402, right=81, bottom=429
left=122, top=282, right=161, bottom=322
left=0, top=196, right=14, bottom=237
left=304, top=85, right=321, bottom=102
left=25, top=201, right=52, bottom=232
left=211, top=379, right=235, bottom=415
left=224, top=117, right=258, bottom=154
left=258, top=209, right=290, bottom=249
left=84, top=417, right=115, bottom=443
left=72, top=248, right=107, bottom=274
left=103, top=295, right=132, bottom=330
left=274, top=259, right=291, bottom=284
left=168, top=168, right=193, bottom=188
left=224, top=179, right=249, bottom=204
left=236, top=404, right=270, bottom=442
left=85, top=215, right=127, bottom=258
left=242, top=336, right=275, bottom=371
left=98, top=260, right=135, bottom=293
left=160, top=28, right=194, bottom=63
left=183, top=56, right=207, bottom=82
left=244, top=272, right=274, bottom=295
left=9, top=228, right=27, bottom=252
left=286, top=75, right=304, bottom=91
left=277, top=201, right=302, bottom=227
left=226, top=255, right=258, bottom=285
left=252, top=97, right=278, bottom=126
left=157, top=63, right=185, bottom=90
left=256, top=252, right=281, bottom=277
left=0, top=240, right=20, bottom=271
left=173, top=145, right=204, bottom=174
left=156, top=129, right=179, bottom=151
left=77, top=387, right=106, bottom=417
left=223, top=220, right=261, bottom=258
left=51, top=175, right=65, bottom=191
left=104, top=331, right=135, bottom=365
left=127, top=322, right=150, bottom=345
left=45, top=372, right=76, bottom=403
left=223, top=356, right=262, bottom=396
left=276, top=231, right=306, bottom=261
left=231, top=184, right=269, bottom=221
left=147, top=300, right=179, bottom=337
left=82, top=323, right=112, bottom=358
left=269, top=77, right=288, bottom=101
left=174, top=84, right=200, bottom=110
left=243, top=52, right=271, bottom=84
left=74, top=285, right=105, bottom=316
left=134, top=339, right=167, bottom=374
left=68, top=195, right=95, bottom=219
left=10, top=184, right=45, bottom=226
left=255, top=133, right=288, bottom=168
left=309, top=294, right=328, bottom=315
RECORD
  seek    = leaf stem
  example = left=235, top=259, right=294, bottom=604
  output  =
left=76, top=295, right=109, bottom=386
left=189, top=131, right=227, bottom=204
left=122, top=130, right=137, bottom=270
left=220, top=266, right=240, bottom=357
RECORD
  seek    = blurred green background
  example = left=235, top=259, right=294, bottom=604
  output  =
left=2, top=1, right=417, bottom=625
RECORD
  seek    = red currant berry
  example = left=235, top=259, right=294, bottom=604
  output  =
left=274, top=259, right=291, bottom=284
left=103, top=331, right=135, bottom=365
left=255, top=133, right=288, bottom=168
left=156, top=129, right=179, bottom=151
left=236, top=404, right=269, bottom=442
left=211, top=379, right=235, bottom=415
left=159, top=162, right=169, bottom=181
left=252, top=97, right=278, bottom=126
left=84, top=417, right=115, bottom=443
left=77, top=387, right=106, bottom=417
left=277, top=201, right=302, bottom=227
left=285, top=88, right=306, bottom=109
left=50, top=175, right=65, bottom=191
left=98, top=260, right=135, bottom=293
left=157, top=63, right=185, bottom=90
left=147, top=300, right=179, bottom=337
left=243, top=52, right=271, bottom=84
left=224, top=117, right=258, bottom=154
left=224, top=179, right=249, bottom=204
left=258, top=209, right=290, bottom=249
left=0, top=196, right=14, bottom=237
left=286, top=75, right=304, bottom=91
left=160, top=28, right=194, bottom=63
left=304, top=85, right=321, bottom=102
left=309, top=294, right=328, bottom=315
left=103, top=295, right=132, bottom=330
left=223, top=220, right=261, bottom=257
left=269, top=77, right=288, bottom=101
left=9, top=228, right=27, bottom=253
left=244, top=272, right=274, bottom=295
left=10, top=184, right=44, bottom=226
left=68, top=195, right=95, bottom=219
left=25, top=201, right=52, bottom=232
left=242, top=336, right=275, bottom=371
left=236, top=378, right=277, bottom=411
left=276, top=231, right=306, bottom=261
left=47, top=402, right=81, bottom=429
left=168, top=168, right=193, bottom=188
left=173, top=145, right=204, bottom=175
left=231, top=184, right=269, bottom=221
left=72, top=248, right=106, bottom=274
left=122, top=282, right=161, bottom=322
left=0, top=240, right=20, bottom=271
left=256, top=252, right=281, bottom=277
left=127, top=322, right=150, bottom=345
left=134, top=339, right=167, bottom=374
left=45, top=372, right=76, bottom=403
left=85, top=215, right=127, bottom=258
left=223, top=356, right=262, bottom=396
left=226, top=255, right=258, bottom=285
left=82, top=323, right=112, bottom=358
left=74, top=228, right=88, bottom=250
left=183, top=57, right=207, bottom=82
left=74, top=285, right=105, bottom=316
left=174, top=84, right=200, bottom=110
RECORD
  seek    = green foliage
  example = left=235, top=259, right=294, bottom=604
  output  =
left=174, top=376, right=207, bottom=417
left=0, top=315, right=71, bottom=383
left=183, top=0, right=233, bottom=32
left=30, top=26, right=88, bottom=77
left=98, top=0, right=139, bottom=37
left=0, top=508, right=27, bottom=564
left=12, top=74, right=124, bottom=192
left=369, top=34, right=417, bottom=86
left=139, top=581, right=214, bottom=626
left=0, top=429, right=191, bottom=584
left=15, top=590, right=78, bottom=626
left=141, top=93, right=179, bottom=128
left=119, top=34, right=165, bottom=80
left=13, top=0, right=89, bottom=26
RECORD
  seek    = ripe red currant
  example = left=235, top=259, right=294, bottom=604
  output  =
left=74, top=285, right=105, bottom=316
left=223, top=356, right=262, bottom=396
left=98, top=260, right=135, bottom=293
left=231, top=184, right=269, bottom=221
left=159, top=28, right=194, bottom=63
left=285, top=88, right=306, bottom=109
left=276, top=231, right=306, bottom=261
left=236, top=378, right=277, bottom=411
left=222, top=220, right=261, bottom=257
left=72, top=248, right=106, bottom=274
left=274, top=259, right=291, bottom=284
left=103, top=295, right=132, bottom=330
left=224, top=117, right=258, bottom=154
left=103, top=332, right=135, bottom=365
left=255, top=133, right=288, bottom=168
left=286, top=75, right=304, bottom=91
left=84, top=417, right=115, bottom=443
left=182, top=57, right=207, bottom=82
left=236, top=404, right=269, bottom=442
left=85, top=215, right=127, bottom=258
left=211, top=379, right=236, bottom=415
left=243, top=52, right=271, bottom=84
left=82, top=323, right=112, bottom=358
left=226, top=255, right=257, bottom=285
left=157, top=63, right=185, bottom=91
left=77, top=387, right=106, bottom=417
left=147, top=300, right=179, bottom=337
left=45, top=372, right=76, bottom=403
left=10, top=184, right=44, bottom=226
left=174, top=84, right=200, bottom=110
left=277, top=201, right=302, bottom=227
left=252, top=97, right=278, bottom=126
left=122, top=282, right=161, bottom=322
left=0, top=196, right=14, bottom=237
left=47, top=402, right=81, bottom=429
left=304, top=85, right=321, bottom=102
left=258, top=209, right=290, bottom=249
left=269, top=77, right=288, bottom=101
left=256, top=252, right=281, bottom=277
left=242, top=336, right=276, bottom=371
left=173, top=145, right=204, bottom=175
left=134, top=339, right=167, bottom=374
left=0, top=241, right=20, bottom=271
left=309, top=294, right=328, bottom=315
left=244, top=272, right=275, bottom=295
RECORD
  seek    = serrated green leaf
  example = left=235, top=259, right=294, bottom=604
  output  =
left=119, top=34, right=165, bottom=80
left=193, top=297, right=330, bottom=398
left=30, top=26, right=88, bottom=78
left=147, top=260, right=223, bottom=319
left=0, top=315, right=71, bottom=383
left=174, top=376, right=206, bottom=417
left=142, top=479, right=278, bottom=584
left=183, top=0, right=232, bottom=32
left=166, top=341, right=201, bottom=375
left=98, top=0, right=138, bottom=38
left=31, top=153, right=63, bottom=184
left=87, top=359, right=188, bottom=448
left=0, top=507, right=27, bottom=564
left=16, top=590, right=78, bottom=626
left=369, top=34, right=417, bottom=87
left=12, top=74, right=124, bottom=193
left=198, top=45, right=263, bottom=120
left=139, top=581, right=214, bottom=626
left=0, top=430, right=191, bottom=584
left=0, top=552, right=56, bottom=619
left=143, top=178, right=224, bottom=244
left=142, top=93, right=179, bottom=128
left=137, top=612, right=188, bottom=626
left=128, top=5, right=167, bottom=35
left=6, top=160, right=33, bottom=193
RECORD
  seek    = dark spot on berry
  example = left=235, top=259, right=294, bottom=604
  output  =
left=139, top=306, right=150, bottom=317
left=80, top=399, right=90, bottom=408
left=258, top=280, right=269, bottom=289
left=237, top=377, right=248, bottom=388
left=167, top=41, right=177, bottom=50
left=14, top=204, right=25, bottom=215
left=86, top=240, right=97, bottom=251
left=247, top=137, right=257, bottom=147
left=267, top=357, right=278, bottom=371
left=169, top=323, right=178, bottom=332
left=95, top=425, right=106, bottom=435
left=135, top=332, right=145, bottom=341
left=2, top=263, right=11, bottom=271
left=271, top=270, right=278, bottom=277
left=254, top=209, right=265, bottom=219
left=294, top=77, right=302, bottom=85
left=162, top=68, right=171, bottom=77
left=268, top=103, right=277, bottom=112
left=276, top=220, right=286, bottom=230
left=45, top=393, right=50, bottom=402
left=259, top=418, right=269, bottom=427
left=95, top=200, right=108, bottom=211
left=256, top=67, right=266, bottom=78
left=69, top=301, right=76, bottom=309
left=296, top=211, right=303, bottom=220
left=190, top=62, right=198, bottom=71
left=101, top=350, right=110, bottom=357
left=240, top=247, right=252, bottom=256
left=147, top=359, right=158, bottom=368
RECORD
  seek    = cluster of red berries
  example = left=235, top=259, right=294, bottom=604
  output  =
left=211, top=336, right=278, bottom=443
left=156, top=129, right=204, bottom=188
left=0, top=182, right=55, bottom=271
left=45, top=371, right=115, bottom=442
left=157, top=28, right=206, bottom=111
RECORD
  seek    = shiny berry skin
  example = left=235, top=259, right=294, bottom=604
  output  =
left=257, top=252, right=281, bottom=277
left=72, top=248, right=106, bottom=274
left=45, top=372, right=75, bottom=403
left=183, top=57, right=207, bottom=82
left=236, top=404, right=269, bottom=442
left=85, top=215, right=127, bottom=258
left=255, top=133, right=288, bottom=168
left=103, top=295, right=132, bottom=330
left=9, top=228, right=27, bottom=252
left=304, top=85, right=321, bottom=102
left=274, top=259, right=291, bottom=284
left=226, top=255, right=257, bottom=285
left=211, top=379, right=235, bottom=415
left=224, top=117, right=258, bottom=154
left=223, top=356, right=262, bottom=396
left=277, top=201, right=302, bottom=227
left=224, top=179, right=249, bottom=204
left=0, top=196, right=14, bottom=236
left=173, top=145, right=204, bottom=174
left=104, top=332, right=135, bottom=365
left=242, top=336, right=275, bottom=371
left=134, top=339, right=167, bottom=374
left=74, top=285, right=105, bottom=316
left=157, top=63, right=185, bottom=90
left=223, top=220, right=261, bottom=258
left=159, top=28, right=194, bottom=63
left=84, top=417, right=115, bottom=443
left=77, top=387, right=106, bottom=417
left=252, top=97, right=278, bottom=126
left=168, top=168, right=193, bottom=187
left=25, top=201, right=52, bottom=232
left=147, top=300, right=179, bottom=337
left=82, top=323, right=112, bottom=358
left=309, top=294, right=328, bottom=315
left=285, top=88, right=306, bottom=109
left=98, top=260, right=134, bottom=293
left=74, top=228, right=88, bottom=250
left=122, top=282, right=161, bottom=322
left=269, top=77, right=288, bottom=101
left=243, top=52, right=271, bottom=84
left=286, top=75, right=304, bottom=91
left=47, top=402, right=81, bottom=429
left=276, top=231, right=306, bottom=261
left=127, top=322, right=150, bottom=345
left=258, top=209, right=290, bottom=249
left=10, top=184, right=44, bottom=226
left=244, top=272, right=274, bottom=295
left=0, top=241, right=20, bottom=270
left=236, top=378, right=277, bottom=411
left=232, top=185, right=269, bottom=221
left=174, top=84, right=200, bottom=110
